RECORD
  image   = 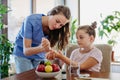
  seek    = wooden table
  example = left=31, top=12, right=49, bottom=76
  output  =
left=2, top=69, right=60, bottom=80
left=2, top=69, right=120, bottom=80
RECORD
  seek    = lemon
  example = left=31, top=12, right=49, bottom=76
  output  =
left=45, top=65, right=53, bottom=72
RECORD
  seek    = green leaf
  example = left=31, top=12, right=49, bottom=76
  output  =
left=0, top=23, right=3, bottom=29
left=107, top=39, right=117, bottom=46
left=0, top=3, right=13, bottom=78
left=98, top=11, right=120, bottom=47
left=70, top=19, right=78, bottom=43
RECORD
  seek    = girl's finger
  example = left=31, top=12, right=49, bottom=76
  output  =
left=58, top=50, right=62, bottom=54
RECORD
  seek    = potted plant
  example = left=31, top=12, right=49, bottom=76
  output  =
left=98, top=11, right=120, bottom=61
left=0, top=3, right=13, bottom=79
left=70, top=19, right=78, bottom=43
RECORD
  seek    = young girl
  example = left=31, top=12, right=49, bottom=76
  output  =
left=13, top=5, right=71, bottom=73
left=46, top=21, right=103, bottom=72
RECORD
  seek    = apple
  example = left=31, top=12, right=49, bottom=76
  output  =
left=36, top=64, right=45, bottom=72
left=52, top=64, right=60, bottom=72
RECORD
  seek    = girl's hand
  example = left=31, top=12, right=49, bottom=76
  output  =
left=46, top=50, right=63, bottom=60
left=46, top=50, right=56, bottom=60
left=40, top=38, right=51, bottom=52
left=57, top=50, right=63, bottom=56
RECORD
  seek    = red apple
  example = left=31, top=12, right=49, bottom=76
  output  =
left=36, top=64, right=45, bottom=72
left=52, top=64, right=60, bottom=72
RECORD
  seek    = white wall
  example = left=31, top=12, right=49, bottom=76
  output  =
left=66, top=0, right=78, bottom=22
left=80, top=0, right=120, bottom=60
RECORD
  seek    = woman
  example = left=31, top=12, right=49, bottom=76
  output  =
left=13, top=5, right=71, bottom=73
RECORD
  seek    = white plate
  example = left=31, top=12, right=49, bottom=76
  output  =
left=75, top=77, right=109, bottom=80
left=35, top=70, right=61, bottom=78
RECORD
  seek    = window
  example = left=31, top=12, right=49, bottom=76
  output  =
left=8, top=0, right=30, bottom=42
left=8, top=0, right=64, bottom=42
left=36, top=0, right=55, bottom=14
left=80, top=0, right=120, bottom=61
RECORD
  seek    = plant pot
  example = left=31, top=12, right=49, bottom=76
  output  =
left=0, top=64, right=9, bottom=78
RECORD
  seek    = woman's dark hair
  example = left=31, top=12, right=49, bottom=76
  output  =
left=77, top=21, right=97, bottom=38
left=47, top=5, right=71, bottom=50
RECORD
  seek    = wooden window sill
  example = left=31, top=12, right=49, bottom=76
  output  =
left=111, top=62, right=120, bottom=66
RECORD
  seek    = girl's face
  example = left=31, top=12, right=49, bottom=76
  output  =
left=76, top=30, right=94, bottom=48
left=48, top=14, right=69, bottom=30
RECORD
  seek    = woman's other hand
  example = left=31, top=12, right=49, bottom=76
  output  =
left=40, top=37, right=51, bottom=52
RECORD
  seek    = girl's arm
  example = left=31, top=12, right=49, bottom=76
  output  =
left=80, top=57, right=98, bottom=70
left=46, top=50, right=98, bottom=71
left=46, top=50, right=77, bottom=66
left=58, top=54, right=98, bottom=71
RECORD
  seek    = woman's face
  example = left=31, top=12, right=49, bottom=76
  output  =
left=48, top=14, right=69, bottom=30
left=76, top=30, right=94, bottom=48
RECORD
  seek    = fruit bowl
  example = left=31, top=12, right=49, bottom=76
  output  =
left=35, top=70, right=61, bottom=78
left=35, top=60, right=61, bottom=78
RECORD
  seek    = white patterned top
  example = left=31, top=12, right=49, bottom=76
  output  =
left=70, top=47, right=103, bottom=72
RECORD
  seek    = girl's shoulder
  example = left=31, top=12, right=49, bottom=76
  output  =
left=70, top=48, right=80, bottom=59
left=90, top=47, right=103, bottom=57
left=73, top=47, right=80, bottom=51
left=71, top=48, right=80, bottom=54
left=90, top=46, right=103, bottom=63
left=92, top=47, right=102, bottom=53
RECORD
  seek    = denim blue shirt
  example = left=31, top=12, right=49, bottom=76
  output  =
left=13, top=14, right=47, bottom=59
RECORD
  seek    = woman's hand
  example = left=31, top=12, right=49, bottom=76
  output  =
left=40, top=37, right=51, bottom=52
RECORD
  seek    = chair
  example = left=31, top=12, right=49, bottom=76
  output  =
left=65, top=43, right=112, bottom=72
